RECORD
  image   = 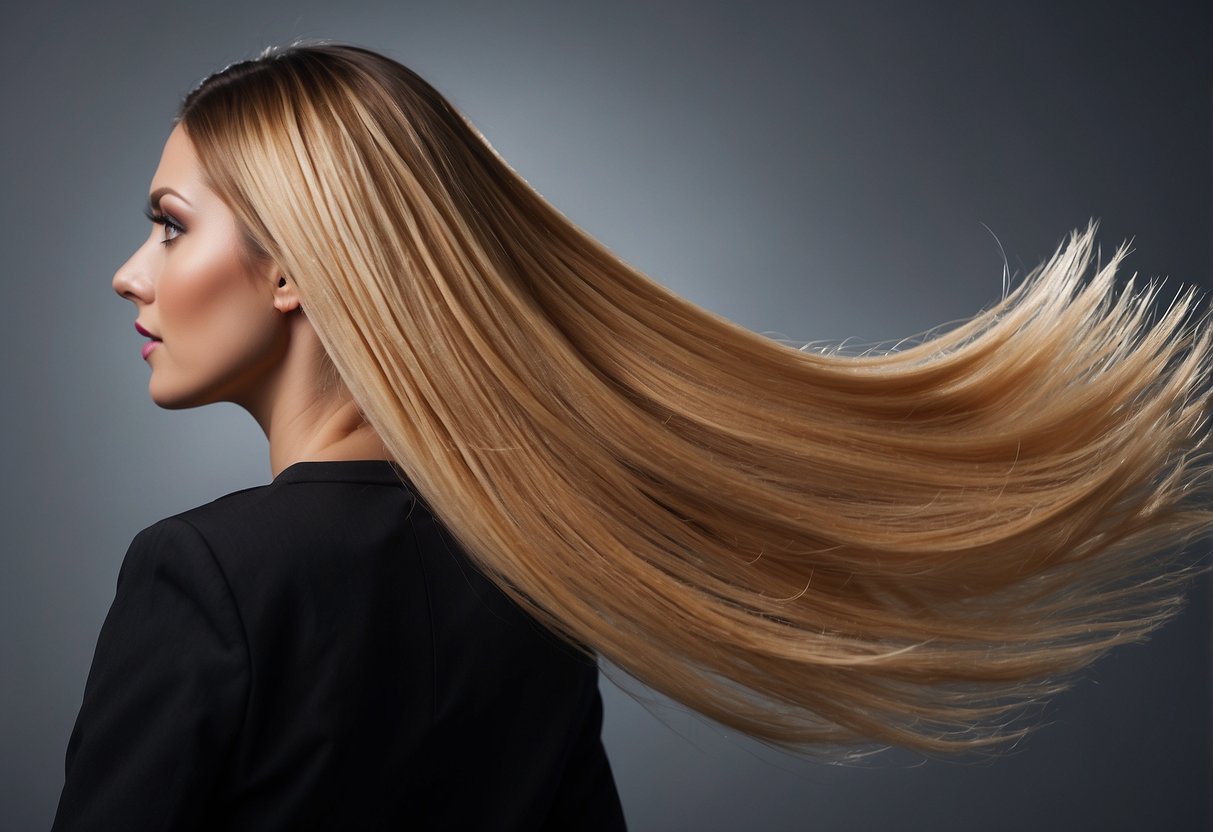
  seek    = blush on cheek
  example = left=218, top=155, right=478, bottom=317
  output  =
left=157, top=250, right=248, bottom=370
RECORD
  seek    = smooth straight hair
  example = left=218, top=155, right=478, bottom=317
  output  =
left=174, top=39, right=1213, bottom=758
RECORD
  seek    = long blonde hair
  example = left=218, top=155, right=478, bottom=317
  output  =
left=177, top=39, right=1213, bottom=757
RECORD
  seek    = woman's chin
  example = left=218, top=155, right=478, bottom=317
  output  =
left=148, top=377, right=197, bottom=411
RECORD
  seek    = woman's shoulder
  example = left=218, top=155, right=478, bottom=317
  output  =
left=141, top=472, right=422, bottom=600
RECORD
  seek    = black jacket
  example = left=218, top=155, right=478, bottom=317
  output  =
left=52, top=459, right=626, bottom=830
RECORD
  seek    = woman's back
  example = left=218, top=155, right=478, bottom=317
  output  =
left=53, top=458, right=626, bottom=830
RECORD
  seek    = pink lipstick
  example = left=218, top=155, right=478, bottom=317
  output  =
left=135, top=321, right=162, bottom=360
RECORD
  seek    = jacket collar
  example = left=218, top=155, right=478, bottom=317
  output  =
left=273, top=458, right=413, bottom=488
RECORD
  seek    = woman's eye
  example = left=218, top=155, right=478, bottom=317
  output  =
left=142, top=207, right=184, bottom=246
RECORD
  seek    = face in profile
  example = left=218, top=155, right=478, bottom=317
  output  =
left=112, top=123, right=294, bottom=410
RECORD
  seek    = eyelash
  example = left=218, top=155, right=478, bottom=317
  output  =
left=142, top=207, right=184, bottom=246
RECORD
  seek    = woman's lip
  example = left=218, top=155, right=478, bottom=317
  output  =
left=141, top=340, right=160, bottom=360
left=134, top=321, right=160, bottom=339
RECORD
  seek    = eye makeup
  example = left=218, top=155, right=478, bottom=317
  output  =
left=142, top=205, right=185, bottom=246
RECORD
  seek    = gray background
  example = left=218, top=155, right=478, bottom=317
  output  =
left=3, top=1, right=1209, bottom=829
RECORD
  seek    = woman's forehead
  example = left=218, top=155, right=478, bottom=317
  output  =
left=148, top=125, right=208, bottom=211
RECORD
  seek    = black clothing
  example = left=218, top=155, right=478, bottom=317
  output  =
left=52, top=459, right=626, bottom=830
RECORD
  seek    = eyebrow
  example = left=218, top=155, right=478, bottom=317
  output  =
left=148, top=186, right=191, bottom=211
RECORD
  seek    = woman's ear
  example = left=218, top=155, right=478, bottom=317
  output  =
left=272, top=273, right=302, bottom=314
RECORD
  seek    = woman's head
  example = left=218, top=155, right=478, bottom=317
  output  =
left=128, top=41, right=547, bottom=441
left=112, top=40, right=491, bottom=421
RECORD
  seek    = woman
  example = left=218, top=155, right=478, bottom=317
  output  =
left=54, top=39, right=1213, bottom=828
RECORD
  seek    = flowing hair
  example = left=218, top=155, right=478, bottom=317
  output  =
left=174, top=39, right=1213, bottom=757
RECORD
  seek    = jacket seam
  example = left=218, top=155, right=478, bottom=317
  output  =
left=406, top=510, right=439, bottom=727
left=166, top=515, right=255, bottom=745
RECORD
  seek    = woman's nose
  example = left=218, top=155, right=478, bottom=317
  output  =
left=112, top=246, right=154, bottom=304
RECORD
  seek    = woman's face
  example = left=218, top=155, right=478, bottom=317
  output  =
left=112, top=123, right=290, bottom=410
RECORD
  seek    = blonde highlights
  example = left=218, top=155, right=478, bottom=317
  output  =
left=178, top=40, right=1213, bottom=757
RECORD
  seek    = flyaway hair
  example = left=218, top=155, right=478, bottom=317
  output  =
left=176, top=40, right=1213, bottom=758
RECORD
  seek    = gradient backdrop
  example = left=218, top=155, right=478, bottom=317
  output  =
left=2, top=2, right=1209, bottom=829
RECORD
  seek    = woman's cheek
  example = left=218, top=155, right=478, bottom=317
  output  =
left=159, top=246, right=243, bottom=348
